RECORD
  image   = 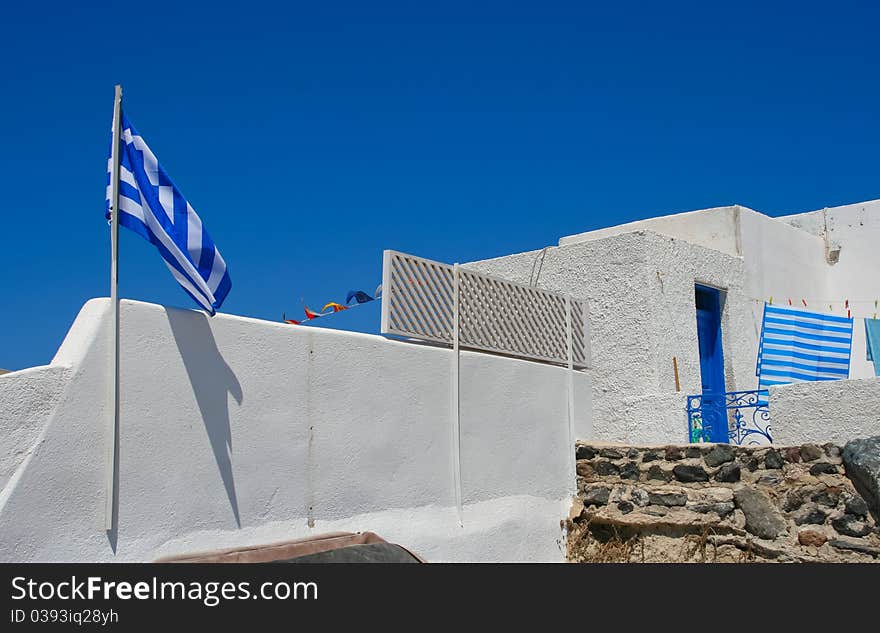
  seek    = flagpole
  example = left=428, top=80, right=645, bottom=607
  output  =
left=105, top=84, right=122, bottom=532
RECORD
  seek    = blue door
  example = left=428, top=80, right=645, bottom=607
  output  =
left=695, top=285, right=728, bottom=443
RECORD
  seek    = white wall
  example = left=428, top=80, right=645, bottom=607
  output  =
left=733, top=207, right=831, bottom=395
left=471, top=203, right=875, bottom=446
left=0, top=299, right=581, bottom=562
left=0, top=365, right=70, bottom=492
left=782, top=200, right=880, bottom=379
left=468, top=229, right=755, bottom=444
left=770, top=377, right=880, bottom=445
left=558, top=205, right=741, bottom=256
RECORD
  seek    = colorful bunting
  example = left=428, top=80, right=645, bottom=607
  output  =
left=303, top=305, right=324, bottom=320
left=284, top=284, right=383, bottom=326
left=346, top=290, right=374, bottom=305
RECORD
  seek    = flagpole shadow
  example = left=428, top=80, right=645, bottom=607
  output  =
left=165, top=308, right=243, bottom=527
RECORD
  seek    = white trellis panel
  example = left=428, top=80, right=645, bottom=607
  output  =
left=381, top=250, right=590, bottom=368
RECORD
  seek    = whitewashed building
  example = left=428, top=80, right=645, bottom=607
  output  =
left=0, top=198, right=878, bottom=562
left=468, top=198, right=880, bottom=446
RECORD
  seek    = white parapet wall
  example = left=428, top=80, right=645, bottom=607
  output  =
left=769, top=377, right=880, bottom=445
left=0, top=298, right=588, bottom=562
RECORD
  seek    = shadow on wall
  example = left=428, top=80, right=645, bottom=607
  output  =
left=165, top=308, right=244, bottom=527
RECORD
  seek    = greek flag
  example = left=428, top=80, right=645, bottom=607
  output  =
left=756, top=304, right=852, bottom=390
left=106, top=112, right=231, bottom=315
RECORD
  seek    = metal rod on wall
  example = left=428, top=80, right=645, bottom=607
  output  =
left=451, top=263, right=463, bottom=526
left=565, top=296, right=575, bottom=494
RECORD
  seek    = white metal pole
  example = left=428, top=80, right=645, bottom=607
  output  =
left=105, top=84, right=123, bottom=532
left=451, top=263, right=463, bottom=525
left=565, top=296, right=575, bottom=494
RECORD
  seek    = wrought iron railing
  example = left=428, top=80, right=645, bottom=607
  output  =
left=686, top=390, right=772, bottom=445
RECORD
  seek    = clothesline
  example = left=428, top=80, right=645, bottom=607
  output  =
left=747, top=296, right=879, bottom=319
left=748, top=297, right=879, bottom=304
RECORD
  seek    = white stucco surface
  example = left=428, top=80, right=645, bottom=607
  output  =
left=781, top=200, right=880, bottom=379
left=0, top=299, right=581, bottom=562
left=0, top=365, right=71, bottom=492
left=770, top=377, right=880, bottom=445
left=477, top=200, right=879, bottom=446
left=558, top=205, right=742, bottom=257
left=468, top=229, right=756, bottom=444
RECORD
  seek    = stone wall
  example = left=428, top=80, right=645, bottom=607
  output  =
left=567, top=442, right=879, bottom=562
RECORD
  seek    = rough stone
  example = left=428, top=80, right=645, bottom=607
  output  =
left=734, top=487, right=787, bottom=539
left=843, top=436, right=880, bottom=519
left=845, top=495, right=869, bottom=518
left=594, top=461, right=620, bottom=476
left=688, top=501, right=735, bottom=518
left=631, top=488, right=650, bottom=507
left=619, top=461, right=640, bottom=481
left=828, top=538, right=880, bottom=557
left=793, top=505, right=828, bottom=526
left=800, top=444, right=824, bottom=462
left=784, top=447, right=802, bottom=463
left=757, top=472, right=783, bottom=487
left=648, top=492, right=688, bottom=507
left=576, top=461, right=595, bottom=479
left=642, top=450, right=660, bottom=463
left=647, top=464, right=672, bottom=482
left=831, top=514, right=872, bottom=538
left=673, top=464, right=709, bottom=483
left=572, top=441, right=880, bottom=563
left=764, top=449, right=785, bottom=470
left=782, top=489, right=807, bottom=513
left=714, top=462, right=741, bottom=483
left=575, top=445, right=596, bottom=460
left=685, top=446, right=704, bottom=459
left=824, top=443, right=842, bottom=460
left=607, top=486, right=626, bottom=504
left=812, top=487, right=841, bottom=508
left=797, top=529, right=827, bottom=547
left=568, top=498, right=585, bottom=521
left=782, top=463, right=810, bottom=482
left=642, top=506, right=668, bottom=517
left=704, top=444, right=736, bottom=467
left=583, top=487, right=611, bottom=506
left=810, top=463, right=839, bottom=476
left=664, top=446, right=683, bottom=461
left=699, top=487, right=735, bottom=503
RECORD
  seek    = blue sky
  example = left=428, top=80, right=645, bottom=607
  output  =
left=1, top=1, right=877, bottom=370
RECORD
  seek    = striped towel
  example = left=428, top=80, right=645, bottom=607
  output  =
left=865, top=318, right=880, bottom=377
left=756, top=304, right=852, bottom=390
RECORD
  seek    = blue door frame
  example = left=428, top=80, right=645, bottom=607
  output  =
left=695, top=285, right=728, bottom=443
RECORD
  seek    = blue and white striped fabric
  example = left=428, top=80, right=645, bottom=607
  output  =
left=106, top=112, right=231, bottom=315
left=756, top=304, right=852, bottom=390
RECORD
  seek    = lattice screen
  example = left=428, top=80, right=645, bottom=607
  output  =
left=381, top=250, right=590, bottom=368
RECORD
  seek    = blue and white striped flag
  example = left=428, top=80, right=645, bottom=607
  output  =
left=756, top=304, right=852, bottom=390
left=106, top=112, right=231, bottom=315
